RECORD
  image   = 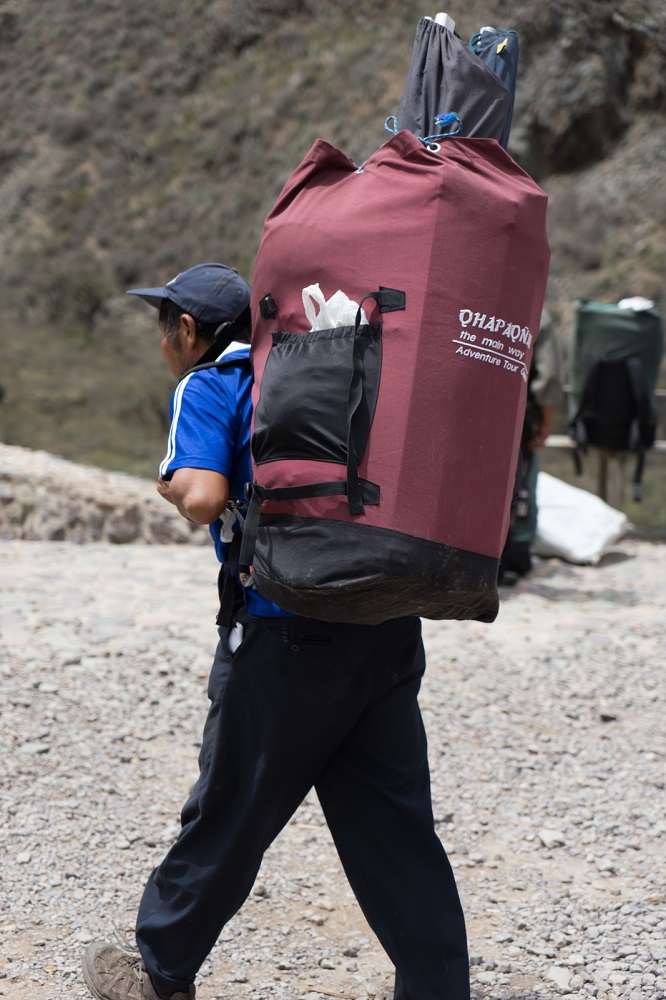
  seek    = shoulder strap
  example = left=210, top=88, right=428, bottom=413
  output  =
left=216, top=528, right=243, bottom=628
left=180, top=354, right=251, bottom=381
left=569, top=356, right=602, bottom=475
left=623, top=355, right=654, bottom=447
left=571, top=357, right=603, bottom=435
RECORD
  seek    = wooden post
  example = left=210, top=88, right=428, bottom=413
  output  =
left=596, top=449, right=628, bottom=510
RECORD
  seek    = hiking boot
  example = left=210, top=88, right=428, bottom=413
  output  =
left=83, top=942, right=195, bottom=1000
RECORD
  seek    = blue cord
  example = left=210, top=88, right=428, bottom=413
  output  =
left=385, top=112, right=462, bottom=146
left=421, top=112, right=462, bottom=145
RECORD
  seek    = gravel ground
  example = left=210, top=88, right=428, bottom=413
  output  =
left=1, top=537, right=665, bottom=1000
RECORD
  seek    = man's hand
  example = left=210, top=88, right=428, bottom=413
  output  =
left=157, top=468, right=230, bottom=524
left=528, top=405, right=555, bottom=451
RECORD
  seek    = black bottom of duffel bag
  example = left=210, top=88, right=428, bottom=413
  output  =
left=249, top=515, right=499, bottom=625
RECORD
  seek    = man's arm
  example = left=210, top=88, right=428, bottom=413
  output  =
left=157, top=468, right=229, bottom=524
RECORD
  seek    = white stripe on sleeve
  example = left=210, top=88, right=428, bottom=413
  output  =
left=159, top=372, right=195, bottom=478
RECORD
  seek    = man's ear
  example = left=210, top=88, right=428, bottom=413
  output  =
left=180, top=313, right=197, bottom=345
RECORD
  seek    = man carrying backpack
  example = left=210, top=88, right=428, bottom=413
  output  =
left=81, top=262, right=469, bottom=1000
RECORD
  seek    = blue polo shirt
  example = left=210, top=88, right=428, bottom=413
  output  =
left=159, top=341, right=288, bottom=618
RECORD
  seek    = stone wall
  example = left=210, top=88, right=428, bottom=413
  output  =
left=0, top=443, right=208, bottom=544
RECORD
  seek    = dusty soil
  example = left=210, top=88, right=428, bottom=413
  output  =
left=1, top=535, right=665, bottom=1000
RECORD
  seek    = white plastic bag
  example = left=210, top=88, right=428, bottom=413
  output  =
left=533, top=472, right=630, bottom=565
left=617, top=296, right=655, bottom=312
left=302, top=283, right=367, bottom=331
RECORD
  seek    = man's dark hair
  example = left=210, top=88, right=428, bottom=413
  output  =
left=158, top=298, right=220, bottom=344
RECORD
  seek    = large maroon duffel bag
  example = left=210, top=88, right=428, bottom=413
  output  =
left=241, top=130, right=550, bottom=624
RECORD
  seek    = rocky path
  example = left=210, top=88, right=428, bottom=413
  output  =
left=1, top=537, right=665, bottom=1000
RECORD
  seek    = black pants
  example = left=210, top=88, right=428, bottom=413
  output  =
left=136, top=614, right=469, bottom=1000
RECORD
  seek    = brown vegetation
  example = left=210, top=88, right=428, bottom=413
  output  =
left=0, top=0, right=664, bottom=479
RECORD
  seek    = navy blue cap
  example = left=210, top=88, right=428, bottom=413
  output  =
left=127, top=263, right=251, bottom=326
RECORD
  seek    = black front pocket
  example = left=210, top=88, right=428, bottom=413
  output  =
left=252, top=324, right=383, bottom=466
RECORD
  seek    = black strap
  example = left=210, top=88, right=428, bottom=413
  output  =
left=215, top=498, right=251, bottom=627
left=182, top=353, right=251, bottom=379
left=209, top=305, right=251, bottom=351
left=624, top=356, right=651, bottom=501
left=179, top=307, right=252, bottom=381
left=624, top=356, right=652, bottom=436
left=239, top=478, right=380, bottom=567
left=345, top=313, right=366, bottom=515
left=569, top=358, right=600, bottom=450
left=373, top=286, right=407, bottom=313
left=216, top=529, right=242, bottom=627
left=570, top=416, right=587, bottom=477
left=344, top=287, right=406, bottom=515
left=248, top=479, right=380, bottom=504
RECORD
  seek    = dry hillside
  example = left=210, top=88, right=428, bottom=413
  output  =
left=0, top=0, right=664, bottom=475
